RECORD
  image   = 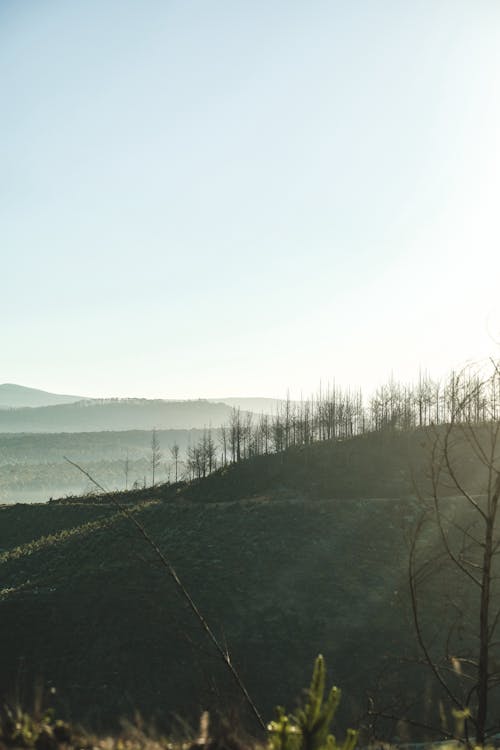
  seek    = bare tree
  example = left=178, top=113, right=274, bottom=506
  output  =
left=205, top=428, right=217, bottom=474
left=408, top=362, right=500, bottom=746
left=219, top=424, right=228, bottom=466
left=259, top=413, right=271, bottom=454
left=170, top=442, right=180, bottom=483
left=229, top=407, right=242, bottom=463
left=151, top=428, right=161, bottom=487
left=186, top=441, right=198, bottom=480
left=124, top=450, right=130, bottom=491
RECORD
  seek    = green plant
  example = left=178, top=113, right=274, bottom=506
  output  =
left=0, top=703, right=71, bottom=749
left=267, top=655, right=358, bottom=750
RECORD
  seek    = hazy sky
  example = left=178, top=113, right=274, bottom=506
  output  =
left=2, top=1, right=500, bottom=399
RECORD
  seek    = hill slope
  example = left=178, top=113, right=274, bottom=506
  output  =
left=0, top=494, right=418, bottom=734
left=0, top=384, right=83, bottom=408
left=0, top=430, right=484, bottom=737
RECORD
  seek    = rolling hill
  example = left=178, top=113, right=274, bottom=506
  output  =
left=0, top=430, right=448, bottom=738
left=2, top=426, right=493, bottom=741
left=0, top=492, right=418, bottom=736
left=0, top=398, right=242, bottom=433
left=0, top=383, right=83, bottom=408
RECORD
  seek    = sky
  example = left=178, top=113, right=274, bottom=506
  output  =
left=1, top=0, right=500, bottom=400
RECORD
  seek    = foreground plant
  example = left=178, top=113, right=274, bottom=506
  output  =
left=0, top=703, right=71, bottom=750
left=267, top=656, right=357, bottom=750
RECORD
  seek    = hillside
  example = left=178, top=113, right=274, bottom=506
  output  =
left=0, top=384, right=83, bottom=408
left=0, top=399, right=243, bottom=433
left=0, top=428, right=493, bottom=740
left=0, top=494, right=418, bottom=734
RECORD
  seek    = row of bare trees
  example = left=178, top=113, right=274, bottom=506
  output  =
left=180, top=368, right=500, bottom=480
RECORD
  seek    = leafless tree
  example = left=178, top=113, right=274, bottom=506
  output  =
left=259, top=413, right=271, bottom=454
left=229, top=408, right=242, bottom=463
left=124, top=450, right=130, bottom=491
left=205, top=428, right=217, bottom=474
left=151, top=428, right=161, bottom=486
left=170, top=442, right=180, bottom=482
left=219, top=424, right=228, bottom=466
left=408, top=361, right=500, bottom=746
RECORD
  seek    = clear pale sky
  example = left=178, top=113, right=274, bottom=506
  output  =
left=2, top=1, right=500, bottom=399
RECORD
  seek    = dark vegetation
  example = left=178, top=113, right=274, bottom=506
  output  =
left=0, top=427, right=424, bottom=738
left=0, top=655, right=356, bottom=750
left=51, top=428, right=420, bottom=506
left=0, top=421, right=489, bottom=741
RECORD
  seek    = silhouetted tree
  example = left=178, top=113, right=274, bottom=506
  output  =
left=151, top=428, right=161, bottom=486
left=229, top=408, right=242, bottom=462
left=124, top=450, right=130, bottom=490
left=408, top=362, right=500, bottom=746
left=170, top=442, right=180, bottom=482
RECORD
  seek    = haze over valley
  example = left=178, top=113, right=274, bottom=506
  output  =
left=0, top=385, right=276, bottom=503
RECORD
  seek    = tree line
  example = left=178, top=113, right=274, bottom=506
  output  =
left=178, top=365, right=500, bottom=481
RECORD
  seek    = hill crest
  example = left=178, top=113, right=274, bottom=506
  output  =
left=0, top=383, right=84, bottom=408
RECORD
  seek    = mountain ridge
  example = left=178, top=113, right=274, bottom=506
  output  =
left=0, top=385, right=281, bottom=431
left=0, top=384, right=281, bottom=415
left=0, top=383, right=84, bottom=408
left=0, top=397, right=248, bottom=433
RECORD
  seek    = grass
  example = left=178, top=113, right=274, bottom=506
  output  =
left=0, top=492, right=419, bottom=735
left=0, top=655, right=352, bottom=750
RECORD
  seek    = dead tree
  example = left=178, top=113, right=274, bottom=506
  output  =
left=408, top=362, right=500, bottom=746
left=170, top=442, right=180, bottom=482
left=151, top=428, right=161, bottom=486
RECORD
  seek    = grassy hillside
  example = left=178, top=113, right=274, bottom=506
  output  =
left=0, top=495, right=418, bottom=732
left=0, top=429, right=491, bottom=738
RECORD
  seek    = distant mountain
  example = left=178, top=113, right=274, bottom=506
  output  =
left=0, top=383, right=83, bottom=408
left=0, top=384, right=287, bottom=418
left=0, top=398, right=245, bottom=433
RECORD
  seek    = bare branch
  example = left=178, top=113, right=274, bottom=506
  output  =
left=63, top=456, right=266, bottom=731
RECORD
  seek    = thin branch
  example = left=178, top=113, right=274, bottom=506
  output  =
left=63, top=456, right=266, bottom=731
